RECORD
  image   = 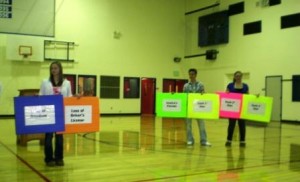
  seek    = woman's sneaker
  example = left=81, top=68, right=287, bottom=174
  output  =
left=55, top=160, right=64, bottom=166
left=239, top=142, right=246, bottom=147
left=187, top=141, right=194, bottom=146
left=201, top=142, right=212, bottom=147
left=46, top=161, right=55, bottom=167
left=225, top=141, right=232, bottom=147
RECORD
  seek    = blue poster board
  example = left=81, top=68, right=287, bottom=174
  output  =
left=14, top=95, right=65, bottom=134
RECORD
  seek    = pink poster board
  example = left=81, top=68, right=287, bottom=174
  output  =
left=218, top=92, right=243, bottom=119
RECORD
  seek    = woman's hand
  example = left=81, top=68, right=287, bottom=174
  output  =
left=73, top=93, right=82, bottom=99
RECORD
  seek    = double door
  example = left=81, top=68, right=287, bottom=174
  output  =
left=140, top=78, right=187, bottom=115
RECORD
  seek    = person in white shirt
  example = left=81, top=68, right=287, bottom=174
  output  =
left=39, top=61, right=72, bottom=167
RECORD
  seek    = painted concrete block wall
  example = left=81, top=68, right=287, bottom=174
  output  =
left=184, top=0, right=300, bottom=121
left=0, top=0, right=186, bottom=115
left=1, top=0, right=299, bottom=121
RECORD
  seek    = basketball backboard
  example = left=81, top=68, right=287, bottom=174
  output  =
left=6, top=34, right=46, bottom=62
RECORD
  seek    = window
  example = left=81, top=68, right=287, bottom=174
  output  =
left=124, top=77, right=140, bottom=98
left=78, top=75, right=96, bottom=96
left=100, top=76, right=120, bottom=98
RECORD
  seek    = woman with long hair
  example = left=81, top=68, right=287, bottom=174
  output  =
left=39, top=61, right=72, bottom=166
left=225, top=71, right=249, bottom=147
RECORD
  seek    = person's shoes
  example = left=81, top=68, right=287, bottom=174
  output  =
left=239, top=142, right=246, bottom=148
left=55, top=160, right=64, bottom=166
left=46, top=161, right=56, bottom=167
left=201, top=142, right=212, bottom=147
left=187, top=141, right=194, bottom=146
left=225, top=141, right=232, bottom=147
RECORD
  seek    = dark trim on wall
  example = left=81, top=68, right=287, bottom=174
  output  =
left=246, top=121, right=267, bottom=127
left=185, top=3, right=220, bottom=15
left=0, top=113, right=142, bottom=119
left=100, top=113, right=140, bottom=117
left=247, top=120, right=300, bottom=126
left=1, top=114, right=298, bottom=120
left=282, top=120, right=300, bottom=125
left=0, top=115, right=14, bottom=119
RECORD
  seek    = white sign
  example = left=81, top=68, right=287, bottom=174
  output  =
left=24, top=105, right=55, bottom=126
left=193, top=100, right=212, bottom=112
left=221, top=98, right=240, bottom=112
left=65, top=105, right=92, bottom=124
left=163, top=99, right=181, bottom=112
left=248, top=102, right=266, bottom=115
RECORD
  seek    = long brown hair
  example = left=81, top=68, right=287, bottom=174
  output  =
left=49, top=61, right=64, bottom=86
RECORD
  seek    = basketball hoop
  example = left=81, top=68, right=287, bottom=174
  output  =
left=19, top=45, right=32, bottom=59
left=22, top=53, right=31, bottom=59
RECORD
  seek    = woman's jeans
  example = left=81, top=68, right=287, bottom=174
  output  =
left=185, top=118, right=207, bottom=144
left=44, top=133, right=63, bottom=163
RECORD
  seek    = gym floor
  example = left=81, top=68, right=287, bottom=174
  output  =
left=0, top=116, right=299, bottom=181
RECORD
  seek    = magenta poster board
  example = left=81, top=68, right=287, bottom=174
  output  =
left=218, top=92, right=243, bottom=119
left=14, top=95, right=65, bottom=134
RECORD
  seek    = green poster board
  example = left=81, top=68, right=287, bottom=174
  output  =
left=187, top=93, right=220, bottom=119
left=156, top=93, right=187, bottom=118
left=241, top=95, right=273, bottom=122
